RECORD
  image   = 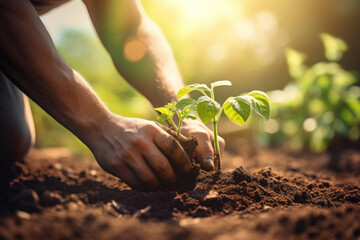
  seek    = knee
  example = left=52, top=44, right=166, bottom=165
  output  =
left=0, top=118, right=33, bottom=166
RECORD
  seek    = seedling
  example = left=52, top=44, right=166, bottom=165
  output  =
left=155, top=99, right=197, bottom=140
left=177, top=80, right=270, bottom=170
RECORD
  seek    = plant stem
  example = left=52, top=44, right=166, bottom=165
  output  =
left=168, top=117, right=179, bottom=137
left=177, top=119, right=183, bottom=140
left=210, top=89, right=221, bottom=170
left=212, top=121, right=221, bottom=170
left=200, top=90, right=208, bottom=96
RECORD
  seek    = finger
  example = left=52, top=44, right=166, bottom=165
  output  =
left=194, top=133, right=215, bottom=171
left=126, top=156, right=163, bottom=192
left=153, top=129, right=191, bottom=174
left=143, top=144, right=177, bottom=189
left=106, top=162, right=144, bottom=191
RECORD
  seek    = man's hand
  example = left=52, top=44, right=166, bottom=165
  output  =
left=88, top=114, right=192, bottom=191
left=180, top=119, right=225, bottom=171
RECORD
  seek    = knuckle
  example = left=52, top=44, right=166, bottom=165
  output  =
left=120, top=149, right=133, bottom=161
left=130, top=137, right=149, bottom=151
left=196, top=131, right=210, bottom=139
left=203, top=145, right=214, bottom=154
left=156, top=160, right=169, bottom=173
left=111, top=159, right=125, bottom=170
left=101, top=158, right=124, bottom=175
left=142, top=175, right=159, bottom=187
left=144, top=122, right=158, bottom=133
left=126, top=157, right=141, bottom=169
left=196, top=145, right=213, bottom=158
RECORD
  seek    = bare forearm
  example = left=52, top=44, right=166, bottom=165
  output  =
left=0, top=0, right=110, bottom=145
left=120, top=16, right=184, bottom=107
left=84, top=0, right=184, bottom=107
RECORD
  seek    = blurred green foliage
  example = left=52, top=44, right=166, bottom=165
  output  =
left=258, top=34, right=360, bottom=152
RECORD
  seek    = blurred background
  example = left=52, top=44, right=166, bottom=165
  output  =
left=33, top=0, right=360, bottom=156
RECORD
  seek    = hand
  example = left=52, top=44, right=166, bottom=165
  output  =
left=180, top=119, right=225, bottom=171
left=87, top=113, right=191, bottom=191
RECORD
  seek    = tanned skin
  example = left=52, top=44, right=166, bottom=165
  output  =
left=0, top=0, right=224, bottom=191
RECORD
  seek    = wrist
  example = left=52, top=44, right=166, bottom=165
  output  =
left=75, top=109, right=112, bottom=148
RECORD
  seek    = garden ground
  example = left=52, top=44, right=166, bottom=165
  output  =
left=0, top=139, right=359, bottom=240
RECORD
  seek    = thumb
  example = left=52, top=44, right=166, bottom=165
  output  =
left=195, top=137, right=215, bottom=171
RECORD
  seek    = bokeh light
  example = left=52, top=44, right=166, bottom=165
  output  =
left=124, top=38, right=147, bottom=62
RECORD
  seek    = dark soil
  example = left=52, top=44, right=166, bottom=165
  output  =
left=0, top=140, right=359, bottom=240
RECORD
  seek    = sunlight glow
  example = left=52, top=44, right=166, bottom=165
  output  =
left=207, top=43, right=229, bottom=62
left=235, top=20, right=256, bottom=40
left=256, top=11, right=278, bottom=32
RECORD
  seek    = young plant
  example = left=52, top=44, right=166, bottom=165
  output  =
left=178, top=80, right=270, bottom=170
left=155, top=99, right=197, bottom=140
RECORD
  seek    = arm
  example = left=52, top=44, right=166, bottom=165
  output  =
left=0, top=0, right=191, bottom=191
left=83, top=0, right=182, bottom=107
left=83, top=0, right=225, bottom=170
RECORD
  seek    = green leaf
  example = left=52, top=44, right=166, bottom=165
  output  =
left=197, top=96, right=221, bottom=124
left=164, top=102, right=176, bottom=110
left=185, top=114, right=197, bottom=120
left=346, top=98, right=360, bottom=118
left=285, top=48, right=307, bottom=78
left=211, top=80, right=232, bottom=90
left=224, top=96, right=251, bottom=125
left=177, top=83, right=210, bottom=98
left=175, top=98, right=197, bottom=109
left=155, top=107, right=171, bottom=116
left=182, top=103, right=197, bottom=114
left=157, top=114, right=170, bottom=121
left=154, top=107, right=173, bottom=122
left=320, top=33, right=348, bottom=62
left=247, top=91, right=270, bottom=120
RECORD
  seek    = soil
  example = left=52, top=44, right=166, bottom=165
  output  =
left=0, top=139, right=359, bottom=240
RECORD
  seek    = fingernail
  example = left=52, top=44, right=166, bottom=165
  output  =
left=203, top=158, right=215, bottom=171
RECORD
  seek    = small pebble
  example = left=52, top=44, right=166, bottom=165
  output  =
left=89, top=170, right=97, bottom=177
left=54, top=163, right=62, bottom=170
left=16, top=211, right=31, bottom=220
left=204, top=190, right=219, bottom=200
left=263, top=205, right=271, bottom=210
left=68, top=202, right=78, bottom=210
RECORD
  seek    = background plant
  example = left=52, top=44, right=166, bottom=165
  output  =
left=177, top=80, right=270, bottom=169
left=259, top=34, right=360, bottom=152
